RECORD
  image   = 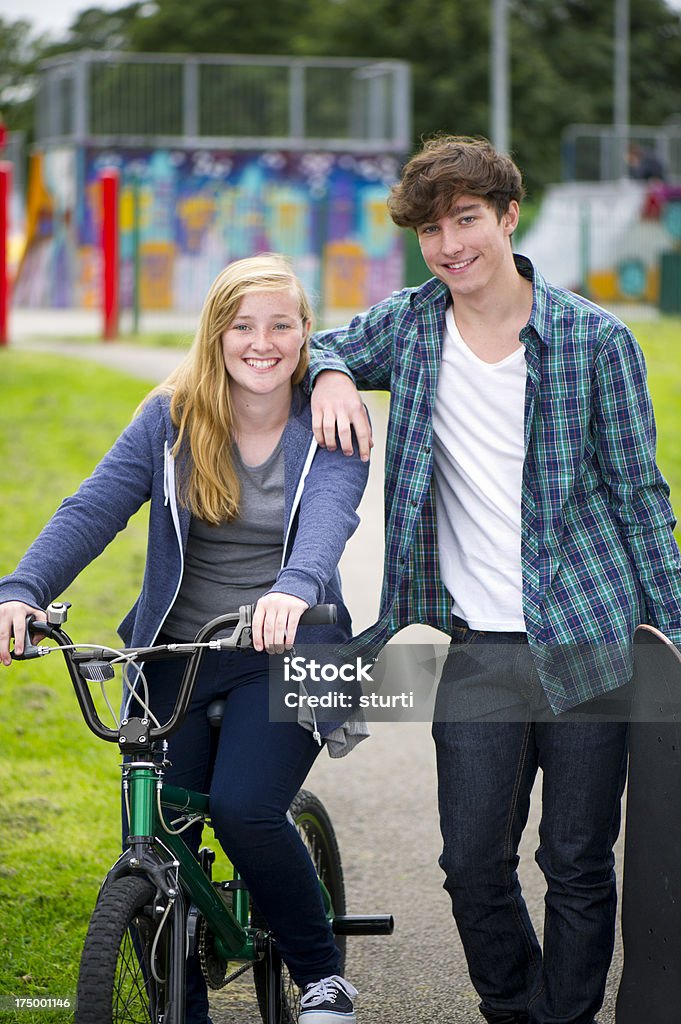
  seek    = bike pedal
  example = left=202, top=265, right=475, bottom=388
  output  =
left=333, top=913, right=394, bottom=935
left=198, top=847, right=216, bottom=877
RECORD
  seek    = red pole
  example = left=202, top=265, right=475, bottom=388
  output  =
left=0, top=161, right=11, bottom=346
left=100, top=168, right=119, bottom=341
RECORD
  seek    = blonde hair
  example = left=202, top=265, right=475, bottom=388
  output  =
left=144, top=253, right=313, bottom=525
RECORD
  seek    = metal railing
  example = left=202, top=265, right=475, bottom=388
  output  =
left=561, top=122, right=681, bottom=182
left=2, top=131, right=25, bottom=197
left=36, top=51, right=411, bottom=153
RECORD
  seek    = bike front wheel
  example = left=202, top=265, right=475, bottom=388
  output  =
left=76, top=875, right=177, bottom=1024
left=253, top=788, right=347, bottom=1023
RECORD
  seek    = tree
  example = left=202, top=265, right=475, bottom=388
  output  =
left=292, top=0, right=681, bottom=191
left=509, top=0, right=681, bottom=189
left=0, top=17, right=50, bottom=136
left=51, top=3, right=144, bottom=53
left=294, top=0, right=491, bottom=146
left=0, top=7, right=142, bottom=142
left=2, top=0, right=681, bottom=191
left=128, top=0, right=312, bottom=55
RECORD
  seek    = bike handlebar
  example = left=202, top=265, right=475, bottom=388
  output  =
left=292, top=603, right=337, bottom=626
left=15, top=601, right=337, bottom=746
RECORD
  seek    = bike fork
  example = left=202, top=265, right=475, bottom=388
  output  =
left=265, top=937, right=282, bottom=1024
left=164, top=894, right=187, bottom=1024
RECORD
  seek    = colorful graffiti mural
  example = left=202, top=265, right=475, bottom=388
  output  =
left=15, top=146, right=404, bottom=320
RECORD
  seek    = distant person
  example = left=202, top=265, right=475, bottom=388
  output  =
left=308, top=135, right=681, bottom=1024
left=626, top=142, right=666, bottom=181
left=0, top=254, right=368, bottom=1024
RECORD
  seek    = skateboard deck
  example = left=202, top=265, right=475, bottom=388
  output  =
left=616, top=624, right=681, bottom=1023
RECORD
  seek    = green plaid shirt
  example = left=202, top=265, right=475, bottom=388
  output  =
left=310, top=256, right=681, bottom=712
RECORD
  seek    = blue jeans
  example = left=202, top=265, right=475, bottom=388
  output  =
left=432, top=621, right=628, bottom=1024
left=128, top=645, right=340, bottom=1024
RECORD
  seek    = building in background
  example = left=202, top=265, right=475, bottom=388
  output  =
left=14, top=51, right=411, bottom=323
left=519, top=123, right=681, bottom=311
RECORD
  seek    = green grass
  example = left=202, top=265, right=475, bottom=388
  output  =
left=0, top=351, right=235, bottom=1020
left=0, top=316, right=680, bottom=1016
left=0, top=354, right=151, bottom=1019
left=629, top=318, right=681, bottom=511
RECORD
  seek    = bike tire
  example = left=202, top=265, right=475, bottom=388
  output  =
left=76, top=875, right=172, bottom=1024
left=253, top=788, right=347, bottom=1024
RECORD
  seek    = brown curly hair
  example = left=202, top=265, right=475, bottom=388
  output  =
left=388, top=135, right=525, bottom=229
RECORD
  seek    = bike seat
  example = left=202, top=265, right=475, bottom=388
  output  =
left=207, top=699, right=225, bottom=728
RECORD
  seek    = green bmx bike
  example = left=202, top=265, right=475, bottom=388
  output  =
left=15, top=601, right=393, bottom=1024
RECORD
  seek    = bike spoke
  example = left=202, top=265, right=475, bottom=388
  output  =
left=113, top=929, right=151, bottom=1022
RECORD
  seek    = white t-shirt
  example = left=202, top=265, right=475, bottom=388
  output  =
left=432, top=306, right=526, bottom=631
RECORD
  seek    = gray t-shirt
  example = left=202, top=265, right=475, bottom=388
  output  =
left=163, top=443, right=285, bottom=641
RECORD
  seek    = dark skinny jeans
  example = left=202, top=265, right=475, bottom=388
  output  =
left=126, top=644, right=340, bottom=1024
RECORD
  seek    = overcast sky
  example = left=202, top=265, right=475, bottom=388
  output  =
left=2, top=0, right=681, bottom=39
left=1, top=0, right=125, bottom=35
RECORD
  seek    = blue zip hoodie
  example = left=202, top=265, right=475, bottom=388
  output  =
left=0, top=388, right=369, bottom=684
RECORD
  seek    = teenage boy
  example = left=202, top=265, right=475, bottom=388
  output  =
left=308, top=136, right=681, bottom=1024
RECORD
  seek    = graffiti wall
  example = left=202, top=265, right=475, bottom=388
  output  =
left=15, top=146, right=405, bottom=321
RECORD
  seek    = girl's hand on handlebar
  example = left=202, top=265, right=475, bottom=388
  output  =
left=252, top=593, right=310, bottom=655
left=0, top=601, right=47, bottom=666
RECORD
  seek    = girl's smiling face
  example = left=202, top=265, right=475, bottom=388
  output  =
left=221, top=289, right=309, bottom=403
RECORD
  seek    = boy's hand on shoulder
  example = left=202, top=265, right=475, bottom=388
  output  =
left=311, top=371, right=373, bottom=462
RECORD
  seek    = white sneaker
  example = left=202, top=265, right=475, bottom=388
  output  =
left=298, top=975, right=358, bottom=1023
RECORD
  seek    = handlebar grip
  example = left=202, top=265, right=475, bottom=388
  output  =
left=11, top=615, right=49, bottom=660
left=299, top=604, right=337, bottom=626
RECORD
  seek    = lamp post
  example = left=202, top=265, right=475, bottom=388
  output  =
left=490, top=0, right=510, bottom=154
left=614, top=0, right=630, bottom=179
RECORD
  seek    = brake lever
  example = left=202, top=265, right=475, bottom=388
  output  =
left=236, top=625, right=253, bottom=649
left=206, top=606, right=254, bottom=651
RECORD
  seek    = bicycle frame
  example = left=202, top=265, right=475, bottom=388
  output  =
left=17, top=601, right=392, bottom=1024
left=27, top=603, right=340, bottom=964
left=119, top=766, right=262, bottom=964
